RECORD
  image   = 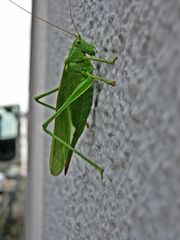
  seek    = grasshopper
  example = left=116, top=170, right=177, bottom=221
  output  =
left=10, top=0, right=118, bottom=178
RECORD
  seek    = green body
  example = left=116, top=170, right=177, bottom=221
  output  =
left=10, top=0, right=118, bottom=178
left=50, top=37, right=94, bottom=175
left=34, top=35, right=117, bottom=178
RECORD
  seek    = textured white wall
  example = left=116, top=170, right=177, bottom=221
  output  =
left=29, top=0, right=180, bottom=239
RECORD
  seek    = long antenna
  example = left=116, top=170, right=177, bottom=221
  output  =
left=9, top=0, right=77, bottom=37
left=69, top=0, right=80, bottom=36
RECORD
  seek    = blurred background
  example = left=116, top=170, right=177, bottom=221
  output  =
left=0, top=0, right=31, bottom=239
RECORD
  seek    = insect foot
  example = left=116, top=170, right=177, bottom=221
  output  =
left=112, top=57, right=118, bottom=64
left=111, top=81, right=116, bottom=86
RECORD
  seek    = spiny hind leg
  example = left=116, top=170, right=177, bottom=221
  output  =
left=41, top=78, right=104, bottom=178
left=43, top=125, right=104, bottom=178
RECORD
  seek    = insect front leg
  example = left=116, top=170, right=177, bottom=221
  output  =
left=86, top=56, right=118, bottom=64
left=34, top=87, right=59, bottom=110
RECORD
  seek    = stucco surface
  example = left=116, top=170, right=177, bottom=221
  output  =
left=39, top=0, right=180, bottom=239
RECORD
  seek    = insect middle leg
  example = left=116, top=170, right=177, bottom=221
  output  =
left=86, top=56, right=118, bottom=64
left=34, top=87, right=59, bottom=110
left=86, top=72, right=116, bottom=86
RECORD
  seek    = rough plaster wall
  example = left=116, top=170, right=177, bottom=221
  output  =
left=39, top=0, right=180, bottom=239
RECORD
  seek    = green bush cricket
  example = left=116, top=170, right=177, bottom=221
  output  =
left=10, top=0, right=118, bottom=179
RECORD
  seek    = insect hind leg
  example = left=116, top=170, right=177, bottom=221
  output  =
left=41, top=78, right=104, bottom=178
left=34, top=87, right=59, bottom=110
left=43, top=127, right=104, bottom=179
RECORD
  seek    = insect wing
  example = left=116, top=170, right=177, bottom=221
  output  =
left=50, top=65, right=75, bottom=175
